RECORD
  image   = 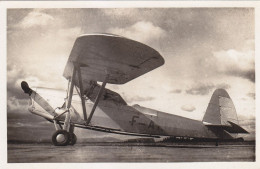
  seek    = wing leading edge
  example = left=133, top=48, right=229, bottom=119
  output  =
left=63, top=34, right=164, bottom=85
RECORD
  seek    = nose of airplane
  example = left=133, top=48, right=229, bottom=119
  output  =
left=21, top=81, right=33, bottom=96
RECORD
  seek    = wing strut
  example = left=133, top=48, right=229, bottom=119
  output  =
left=63, top=66, right=76, bottom=131
left=86, top=74, right=109, bottom=125
left=66, top=66, right=76, bottom=108
left=76, top=65, right=88, bottom=121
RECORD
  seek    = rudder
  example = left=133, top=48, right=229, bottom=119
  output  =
left=203, top=89, right=238, bottom=126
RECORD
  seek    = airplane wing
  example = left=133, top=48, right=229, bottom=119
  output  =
left=63, top=33, right=164, bottom=84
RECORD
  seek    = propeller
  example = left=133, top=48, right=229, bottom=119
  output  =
left=21, top=81, right=33, bottom=96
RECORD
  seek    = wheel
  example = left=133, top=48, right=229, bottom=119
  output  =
left=68, top=133, right=77, bottom=145
left=52, top=130, right=70, bottom=146
left=215, top=141, right=219, bottom=146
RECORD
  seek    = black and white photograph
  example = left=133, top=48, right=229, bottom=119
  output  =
left=1, top=1, right=259, bottom=167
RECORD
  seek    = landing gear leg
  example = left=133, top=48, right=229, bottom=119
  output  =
left=52, top=66, right=78, bottom=146
left=68, top=125, right=77, bottom=145
left=52, top=116, right=77, bottom=146
left=215, top=140, right=219, bottom=146
left=68, top=133, right=77, bottom=145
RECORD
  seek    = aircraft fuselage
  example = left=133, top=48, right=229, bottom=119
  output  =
left=29, top=87, right=233, bottom=140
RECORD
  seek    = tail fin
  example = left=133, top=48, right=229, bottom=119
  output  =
left=203, top=89, right=238, bottom=125
left=203, top=89, right=248, bottom=133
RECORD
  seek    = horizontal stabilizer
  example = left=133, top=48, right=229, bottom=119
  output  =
left=63, top=34, right=164, bottom=84
left=203, top=121, right=249, bottom=134
left=227, top=121, right=249, bottom=133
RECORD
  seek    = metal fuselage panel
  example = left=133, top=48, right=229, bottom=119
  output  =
left=92, top=103, right=219, bottom=139
left=29, top=88, right=224, bottom=139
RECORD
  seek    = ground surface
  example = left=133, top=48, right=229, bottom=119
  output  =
left=8, top=143, right=255, bottom=162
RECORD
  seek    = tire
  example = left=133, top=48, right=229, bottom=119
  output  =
left=52, top=130, right=70, bottom=146
left=68, top=133, right=77, bottom=145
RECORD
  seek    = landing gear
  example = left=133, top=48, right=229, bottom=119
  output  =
left=51, top=119, right=77, bottom=146
left=51, top=67, right=80, bottom=146
left=52, top=130, right=77, bottom=146
left=52, top=130, right=70, bottom=146
left=68, top=133, right=77, bottom=145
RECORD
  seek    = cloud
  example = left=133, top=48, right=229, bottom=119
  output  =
left=247, top=92, right=255, bottom=100
left=107, top=21, right=166, bottom=44
left=7, top=10, right=83, bottom=114
left=7, top=64, right=32, bottom=113
left=17, top=9, right=54, bottom=29
left=7, top=12, right=83, bottom=93
left=186, top=83, right=214, bottom=95
left=228, top=70, right=255, bottom=83
left=7, top=64, right=28, bottom=99
left=213, top=45, right=255, bottom=82
left=102, top=8, right=140, bottom=18
left=122, top=94, right=155, bottom=103
left=181, top=104, right=196, bottom=112
left=7, top=63, right=42, bottom=100
left=237, top=115, right=255, bottom=139
left=57, top=27, right=82, bottom=39
left=186, top=83, right=230, bottom=95
left=215, top=83, right=231, bottom=90
left=7, top=96, right=29, bottom=112
left=171, top=89, right=182, bottom=94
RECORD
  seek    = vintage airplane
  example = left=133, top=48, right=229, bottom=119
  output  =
left=21, top=33, right=248, bottom=146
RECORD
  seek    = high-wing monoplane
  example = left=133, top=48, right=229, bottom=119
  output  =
left=21, top=34, right=248, bottom=146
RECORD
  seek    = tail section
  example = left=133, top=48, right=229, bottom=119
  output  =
left=203, top=89, right=248, bottom=134
left=203, top=89, right=238, bottom=125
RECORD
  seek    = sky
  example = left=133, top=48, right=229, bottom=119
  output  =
left=6, top=8, right=255, bottom=138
